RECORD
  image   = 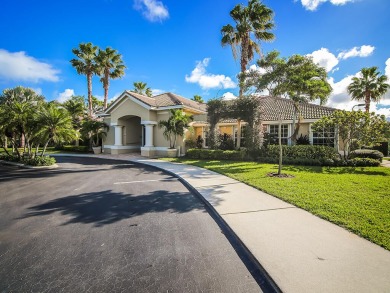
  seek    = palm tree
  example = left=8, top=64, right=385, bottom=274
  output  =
left=221, top=0, right=275, bottom=97
left=192, top=95, right=204, bottom=103
left=158, top=109, right=193, bottom=149
left=95, top=47, right=126, bottom=109
left=63, top=96, right=86, bottom=146
left=133, top=82, right=152, bottom=97
left=70, top=43, right=99, bottom=116
left=348, top=67, right=389, bottom=113
left=37, top=103, right=77, bottom=156
left=81, top=117, right=109, bottom=150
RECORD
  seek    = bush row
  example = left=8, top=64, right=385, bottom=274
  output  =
left=55, top=145, right=89, bottom=152
left=349, top=149, right=384, bottom=162
left=186, top=149, right=245, bottom=160
left=260, top=145, right=340, bottom=161
left=258, top=157, right=380, bottom=167
left=0, top=154, right=56, bottom=166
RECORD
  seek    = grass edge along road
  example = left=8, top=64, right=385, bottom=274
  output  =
left=163, top=159, right=390, bottom=251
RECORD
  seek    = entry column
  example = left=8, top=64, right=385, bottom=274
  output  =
left=114, top=125, right=124, bottom=146
left=141, top=121, right=157, bottom=147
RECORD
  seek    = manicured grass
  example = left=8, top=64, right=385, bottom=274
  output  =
left=164, top=158, right=390, bottom=250
left=384, top=157, right=390, bottom=161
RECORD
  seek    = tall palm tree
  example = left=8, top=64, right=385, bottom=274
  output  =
left=158, top=109, right=193, bottom=148
left=348, top=67, right=389, bottom=113
left=133, top=82, right=152, bottom=97
left=192, top=95, right=204, bottom=103
left=95, top=47, right=126, bottom=109
left=70, top=43, right=99, bottom=116
left=221, top=0, right=275, bottom=97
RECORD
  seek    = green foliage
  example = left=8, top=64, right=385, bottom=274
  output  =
left=349, top=149, right=384, bottom=162
left=81, top=118, right=109, bottom=148
left=133, top=81, right=152, bottom=97
left=346, top=158, right=380, bottom=167
left=186, top=149, right=245, bottom=160
left=158, top=109, right=193, bottom=148
left=296, top=134, right=310, bottom=145
left=348, top=66, right=389, bottom=113
left=261, top=145, right=339, bottom=161
left=313, top=110, right=388, bottom=159
left=55, top=145, right=89, bottom=153
left=192, top=95, right=204, bottom=103
left=221, top=0, right=275, bottom=95
left=196, top=135, right=204, bottom=149
left=217, top=133, right=235, bottom=150
left=95, top=47, right=126, bottom=109
left=0, top=154, right=56, bottom=166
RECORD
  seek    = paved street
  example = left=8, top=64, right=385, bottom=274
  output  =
left=0, top=157, right=261, bottom=292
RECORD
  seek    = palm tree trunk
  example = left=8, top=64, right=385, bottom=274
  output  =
left=104, top=72, right=109, bottom=110
left=236, top=120, right=242, bottom=149
left=87, top=74, right=93, bottom=116
left=239, top=34, right=249, bottom=97
left=42, top=139, right=51, bottom=157
left=365, top=92, right=370, bottom=113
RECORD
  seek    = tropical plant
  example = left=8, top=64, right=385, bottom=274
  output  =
left=95, top=47, right=126, bottom=109
left=158, top=109, right=193, bottom=149
left=312, top=110, right=388, bottom=159
left=70, top=42, right=99, bottom=116
left=81, top=118, right=109, bottom=149
left=133, top=82, right=152, bottom=97
left=221, top=0, right=275, bottom=96
left=347, top=66, right=389, bottom=113
left=192, top=95, right=204, bottom=103
left=37, top=103, right=78, bottom=156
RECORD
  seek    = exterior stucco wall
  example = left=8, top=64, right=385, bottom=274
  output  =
left=120, top=116, right=142, bottom=145
left=110, top=98, right=152, bottom=123
left=103, top=118, right=114, bottom=151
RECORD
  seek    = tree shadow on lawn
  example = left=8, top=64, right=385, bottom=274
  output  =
left=20, top=189, right=217, bottom=227
left=281, top=165, right=389, bottom=176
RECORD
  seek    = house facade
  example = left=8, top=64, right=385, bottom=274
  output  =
left=102, top=91, right=340, bottom=157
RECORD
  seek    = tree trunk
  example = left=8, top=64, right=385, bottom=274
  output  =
left=236, top=120, right=241, bottom=149
left=239, top=34, right=249, bottom=98
left=104, top=71, right=109, bottom=110
left=278, top=120, right=282, bottom=175
left=42, top=139, right=51, bottom=157
left=365, top=92, right=370, bottom=113
left=87, top=73, right=93, bottom=116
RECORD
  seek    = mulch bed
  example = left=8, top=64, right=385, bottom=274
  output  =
left=267, top=172, right=295, bottom=178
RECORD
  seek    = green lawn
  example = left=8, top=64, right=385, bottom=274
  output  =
left=165, top=159, right=390, bottom=250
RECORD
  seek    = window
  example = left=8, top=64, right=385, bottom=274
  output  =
left=268, top=124, right=288, bottom=145
left=312, top=126, right=335, bottom=147
left=234, top=125, right=246, bottom=147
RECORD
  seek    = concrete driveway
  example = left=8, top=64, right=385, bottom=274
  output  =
left=0, top=156, right=261, bottom=292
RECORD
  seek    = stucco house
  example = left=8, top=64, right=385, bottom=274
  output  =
left=102, top=91, right=340, bottom=157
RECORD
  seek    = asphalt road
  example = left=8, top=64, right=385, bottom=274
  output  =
left=0, top=156, right=261, bottom=292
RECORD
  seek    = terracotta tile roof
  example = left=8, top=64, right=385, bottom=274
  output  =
left=259, top=96, right=336, bottom=121
left=125, top=91, right=206, bottom=112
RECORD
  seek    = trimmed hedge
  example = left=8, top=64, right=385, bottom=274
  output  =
left=186, top=149, right=245, bottom=160
left=350, top=149, right=384, bottom=162
left=0, top=154, right=56, bottom=166
left=347, top=158, right=380, bottom=167
left=261, top=145, right=340, bottom=161
left=55, top=145, right=89, bottom=153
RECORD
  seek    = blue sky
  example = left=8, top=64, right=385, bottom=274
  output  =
left=1, top=0, right=389, bottom=118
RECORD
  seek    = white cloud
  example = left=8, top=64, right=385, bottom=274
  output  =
left=308, top=48, right=339, bottom=72
left=0, top=49, right=60, bottom=83
left=56, top=89, right=74, bottom=103
left=151, top=88, right=165, bottom=96
left=385, top=58, right=390, bottom=79
left=222, top=92, right=237, bottom=101
left=133, top=0, right=169, bottom=22
left=338, top=45, right=375, bottom=60
left=185, top=58, right=236, bottom=90
left=299, top=0, right=354, bottom=11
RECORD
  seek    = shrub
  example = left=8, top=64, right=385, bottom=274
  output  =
left=217, top=133, right=235, bottom=150
left=296, top=134, right=311, bottom=145
left=196, top=135, right=204, bottom=149
left=185, top=139, right=197, bottom=149
left=349, top=149, right=383, bottom=162
left=346, top=158, right=381, bottom=167
left=0, top=154, right=56, bottom=166
left=56, top=145, right=89, bottom=153
left=186, top=149, right=245, bottom=160
left=261, top=145, right=339, bottom=161
left=23, top=156, right=56, bottom=166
